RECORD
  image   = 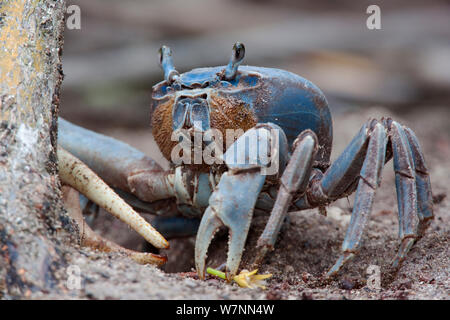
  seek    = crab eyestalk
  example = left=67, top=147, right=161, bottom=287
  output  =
left=223, top=42, right=245, bottom=81
left=159, top=45, right=180, bottom=84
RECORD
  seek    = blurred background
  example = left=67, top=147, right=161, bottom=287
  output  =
left=58, top=0, right=450, bottom=273
left=60, top=0, right=450, bottom=128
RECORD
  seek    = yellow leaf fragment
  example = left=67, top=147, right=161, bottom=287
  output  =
left=233, top=269, right=272, bottom=289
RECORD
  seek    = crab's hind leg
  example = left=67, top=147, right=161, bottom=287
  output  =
left=403, top=127, right=434, bottom=237
left=312, top=118, right=433, bottom=276
left=387, top=120, right=434, bottom=268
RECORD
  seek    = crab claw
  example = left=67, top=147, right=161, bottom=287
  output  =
left=195, top=123, right=285, bottom=280
left=195, top=171, right=266, bottom=280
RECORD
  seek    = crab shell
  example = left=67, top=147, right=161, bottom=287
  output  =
left=151, top=66, right=333, bottom=170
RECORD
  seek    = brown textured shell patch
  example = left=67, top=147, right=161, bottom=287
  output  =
left=151, top=93, right=257, bottom=165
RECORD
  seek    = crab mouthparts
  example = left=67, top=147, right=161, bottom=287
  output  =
left=172, top=97, right=210, bottom=132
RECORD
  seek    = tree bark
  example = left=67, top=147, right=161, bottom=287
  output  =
left=0, top=0, right=75, bottom=298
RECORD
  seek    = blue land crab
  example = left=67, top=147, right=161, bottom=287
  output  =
left=58, top=43, right=434, bottom=280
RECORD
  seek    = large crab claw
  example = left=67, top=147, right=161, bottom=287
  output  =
left=195, top=123, right=288, bottom=280
left=195, top=171, right=266, bottom=280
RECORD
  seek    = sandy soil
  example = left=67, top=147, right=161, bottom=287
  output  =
left=35, top=106, right=449, bottom=300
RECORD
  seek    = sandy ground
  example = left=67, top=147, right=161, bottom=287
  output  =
left=35, top=106, right=449, bottom=300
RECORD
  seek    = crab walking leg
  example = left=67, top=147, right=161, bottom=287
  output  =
left=293, top=120, right=375, bottom=211
left=254, top=130, right=318, bottom=265
left=403, top=127, right=434, bottom=237
left=58, top=147, right=169, bottom=250
left=62, top=186, right=167, bottom=265
left=388, top=121, right=426, bottom=268
left=327, top=122, right=387, bottom=277
left=320, top=120, right=374, bottom=198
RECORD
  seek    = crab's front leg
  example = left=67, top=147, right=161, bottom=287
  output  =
left=195, top=123, right=289, bottom=280
left=58, top=118, right=175, bottom=264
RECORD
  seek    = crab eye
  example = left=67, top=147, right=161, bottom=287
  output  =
left=233, top=43, right=245, bottom=62
left=158, top=47, right=163, bottom=65
left=223, top=42, right=246, bottom=81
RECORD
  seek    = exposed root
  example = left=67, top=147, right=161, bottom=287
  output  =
left=57, top=147, right=169, bottom=251
left=62, top=185, right=167, bottom=265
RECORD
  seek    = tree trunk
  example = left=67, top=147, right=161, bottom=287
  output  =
left=0, top=0, right=75, bottom=298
